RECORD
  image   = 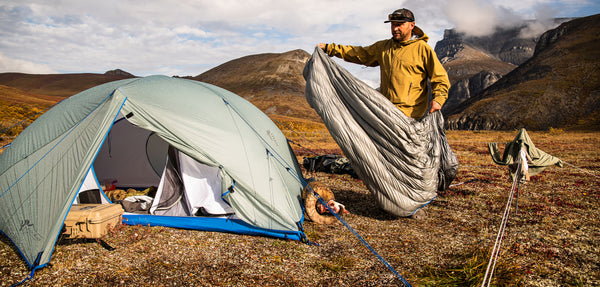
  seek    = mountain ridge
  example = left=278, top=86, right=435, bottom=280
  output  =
left=0, top=71, right=137, bottom=98
left=189, top=49, right=320, bottom=122
left=445, top=14, right=600, bottom=130
left=1, top=15, right=598, bottom=131
left=434, top=18, right=570, bottom=115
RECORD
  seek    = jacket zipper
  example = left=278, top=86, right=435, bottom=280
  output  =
left=407, top=82, right=412, bottom=102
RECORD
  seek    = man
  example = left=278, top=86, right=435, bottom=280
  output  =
left=316, top=9, right=452, bottom=219
left=319, top=8, right=450, bottom=119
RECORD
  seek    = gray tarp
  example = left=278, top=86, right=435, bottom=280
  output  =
left=488, top=128, right=563, bottom=179
left=303, top=48, right=458, bottom=217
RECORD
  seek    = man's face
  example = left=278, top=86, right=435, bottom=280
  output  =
left=391, top=21, right=415, bottom=42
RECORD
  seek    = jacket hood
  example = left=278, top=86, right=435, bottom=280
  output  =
left=413, top=26, right=428, bottom=41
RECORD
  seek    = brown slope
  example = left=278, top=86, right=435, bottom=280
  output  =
left=446, top=14, right=600, bottom=131
left=0, top=84, right=63, bottom=106
left=0, top=85, right=62, bottom=139
left=190, top=49, right=321, bottom=122
left=0, top=69, right=136, bottom=98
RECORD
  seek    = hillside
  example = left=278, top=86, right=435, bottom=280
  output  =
left=0, top=52, right=317, bottom=122
left=0, top=85, right=63, bottom=139
left=0, top=84, right=62, bottom=106
left=0, top=69, right=136, bottom=98
left=0, top=69, right=137, bottom=143
left=445, top=14, right=600, bottom=130
left=190, top=49, right=321, bottom=122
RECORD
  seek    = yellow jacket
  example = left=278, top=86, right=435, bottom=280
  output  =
left=324, top=26, right=450, bottom=118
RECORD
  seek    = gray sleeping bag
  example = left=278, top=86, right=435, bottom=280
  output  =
left=303, top=48, right=458, bottom=217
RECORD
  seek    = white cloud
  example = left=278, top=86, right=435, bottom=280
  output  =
left=440, top=0, right=594, bottom=38
left=0, top=0, right=596, bottom=80
left=0, top=51, right=56, bottom=74
left=0, top=0, right=397, bottom=77
left=173, top=26, right=210, bottom=38
left=443, top=0, right=524, bottom=36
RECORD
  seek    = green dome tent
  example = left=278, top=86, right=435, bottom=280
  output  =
left=0, top=75, right=306, bottom=271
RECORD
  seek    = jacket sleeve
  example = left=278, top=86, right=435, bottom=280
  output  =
left=424, top=46, right=450, bottom=107
left=325, top=43, right=380, bottom=67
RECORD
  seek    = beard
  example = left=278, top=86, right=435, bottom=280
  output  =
left=392, top=33, right=405, bottom=42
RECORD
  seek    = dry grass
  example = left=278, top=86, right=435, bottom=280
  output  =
left=0, top=85, right=62, bottom=149
left=1, top=129, right=599, bottom=286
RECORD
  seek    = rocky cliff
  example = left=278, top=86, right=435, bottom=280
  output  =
left=445, top=14, right=600, bottom=130
left=436, top=19, right=569, bottom=114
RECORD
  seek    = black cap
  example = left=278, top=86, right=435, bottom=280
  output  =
left=384, top=8, right=415, bottom=23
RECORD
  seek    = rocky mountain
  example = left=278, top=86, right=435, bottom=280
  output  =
left=437, top=44, right=516, bottom=114
left=445, top=14, right=600, bottom=130
left=435, top=19, right=569, bottom=114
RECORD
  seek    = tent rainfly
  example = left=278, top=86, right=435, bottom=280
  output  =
left=0, top=75, right=306, bottom=271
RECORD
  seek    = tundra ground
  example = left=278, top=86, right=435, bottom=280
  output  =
left=1, top=129, right=599, bottom=286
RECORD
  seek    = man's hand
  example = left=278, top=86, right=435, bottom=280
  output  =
left=429, top=100, right=442, bottom=113
left=317, top=43, right=326, bottom=50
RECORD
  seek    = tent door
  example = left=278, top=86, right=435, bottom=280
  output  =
left=150, top=146, right=234, bottom=217
left=93, top=116, right=167, bottom=189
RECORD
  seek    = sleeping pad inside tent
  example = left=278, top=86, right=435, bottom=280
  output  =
left=0, top=75, right=307, bottom=271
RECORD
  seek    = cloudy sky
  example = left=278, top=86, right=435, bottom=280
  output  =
left=0, top=0, right=598, bottom=86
